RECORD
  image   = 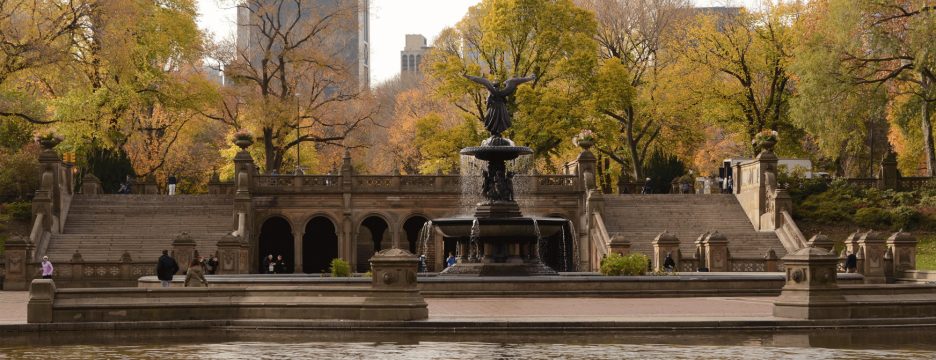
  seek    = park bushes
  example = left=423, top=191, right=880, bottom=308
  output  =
left=791, top=177, right=931, bottom=231
left=600, top=253, right=649, bottom=276
left=330, top=258, right=351, bottom=277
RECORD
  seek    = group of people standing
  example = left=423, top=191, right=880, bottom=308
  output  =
left=156, top=250, right=219, bottom=287
left=263, top=254, right=289, bottom=274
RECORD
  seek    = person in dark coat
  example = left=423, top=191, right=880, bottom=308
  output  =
left=156, top=250, right=179, bottom=287
left=845, top=251, right=858, bottom=273
left=663, top=252, right=676, bottom=272
left=274, top=254, right=288, bottom=274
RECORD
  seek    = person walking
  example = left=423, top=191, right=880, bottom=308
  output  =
left=206, top=254, right=219, bottom=275
left=184, top=258, right=208, bottom=287
left=156, top=250, right=179, bottom=288
left=418, top=255, right=428, bottom=273
left=641, top=178, right=652, bottom=194
left=40, top=256, right=54, bottom=279
left=167, top=174, right=178, bottom=195
left=663, top=252, right=676, bottom=272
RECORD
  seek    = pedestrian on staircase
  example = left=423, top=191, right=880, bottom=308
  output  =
left=41, top=256, right=54, bottom=279
left=184, top=258, right=208, bottom=287
left=167, top=174, right=178, bottom=195
left=156, top=250, right=179, bottom=287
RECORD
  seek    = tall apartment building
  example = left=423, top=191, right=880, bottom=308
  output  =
left=236, top=0, right=370, bottom=89
left=400, top=34, right=431, bottom=75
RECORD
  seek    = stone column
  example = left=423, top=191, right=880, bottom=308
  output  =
left=172, top=232, right=197, bottom=273
left=651, top=231, right=679, bottom=272
left=857, top=230, right=887, bottom=284
left=216, top=234, right=249, bottom=274
left=806, top=234, right=834, bottom=253
left=703, top=231, right=729, bottom=272
left=773, top=247, right=849, bottom=319
left=843, top=230, right=861, bottom=255
left=2, top=236, right=34, bottom=290
left=233, top=142, right=255, bottom=270
left=574, top=148, right=597, bottom=191
left=694, top=232, right=709, bottom=270
left=887, top=231, right=917, bottom=274
left=369, top=248, right=419, bottom=289
left=81, top=173, right=103, bottom=195
left=608, top=235, right=630, bottom=256
left=27, top=279, right=56, bottom=324
left=293, top=228, right=304, bottom=273
left=765, top=249, right=779, bottom=272
left=879, top=151, right=898, bottom=190
left=364, top=248, right=427, bottom=320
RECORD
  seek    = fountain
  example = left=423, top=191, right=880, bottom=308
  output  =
left=431, top=73, right=568, bottom=276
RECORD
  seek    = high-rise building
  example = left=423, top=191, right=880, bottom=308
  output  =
left=400, top=34, right=431, bottom=75
left=235, top=0, right=370, bottom=89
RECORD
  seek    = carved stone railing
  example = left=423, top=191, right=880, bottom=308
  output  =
left=590, top=212, right=612, bottom=264
left=729, top=258, right=768, bottom=272
left=776, top=210, right=808, bottom=252
left=249, top=174, right=579, bottom=195
left=21, top=260, right=157, bottom=287
left=899, top=177, right=930, bottom=191
left=535, top=175, right=580, bottom=192
left=845, top=178, right=877, bottom=188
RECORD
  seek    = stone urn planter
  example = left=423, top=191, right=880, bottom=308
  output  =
left=234, top=138, right=253, bottom=150
left=758, top=139, right=776, bottom=152
left=576, top=138, right=594, bottom=150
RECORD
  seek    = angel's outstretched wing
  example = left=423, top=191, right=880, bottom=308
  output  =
left=502, top=75, right=536, bottom=93
left=463, top=74, right=497, bottom=92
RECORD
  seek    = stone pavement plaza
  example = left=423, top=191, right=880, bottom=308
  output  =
left=0, top=291, right=775, bottom=325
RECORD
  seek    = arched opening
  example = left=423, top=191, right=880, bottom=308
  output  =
left=258, top=216, right=294, bottom=274
left=303, top=216, right=338, bottom=274
left=356, top=216, right=389, bottom=272
left=542, top=217, right=575, bottom=272
left=402, top=216, right=429, bottom=254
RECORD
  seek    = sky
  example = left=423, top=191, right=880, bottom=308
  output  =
left=195, top=0, right=760, bottom=87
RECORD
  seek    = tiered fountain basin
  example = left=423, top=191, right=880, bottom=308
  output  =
left=432, top=215, right=569, bottom=277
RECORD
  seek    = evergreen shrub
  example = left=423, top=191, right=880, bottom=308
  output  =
left=329, top=258, right=351, bottom=277
left=600, top=253, right=649, bottom=276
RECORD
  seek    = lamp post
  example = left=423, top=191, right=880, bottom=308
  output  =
left=294, top=93, right=304, bottom=175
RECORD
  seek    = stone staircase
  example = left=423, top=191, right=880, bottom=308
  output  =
left=44, top=194, right=235, bottom=262
left=602, top=194, right=787, bottom=260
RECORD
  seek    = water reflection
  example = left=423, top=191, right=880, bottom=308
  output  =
left=2, top=328, right=936, bottom=359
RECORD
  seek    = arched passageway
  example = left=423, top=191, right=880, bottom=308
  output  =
left=402, top=216, right=429, bottom=254
left=542, top=219, right=575, bottom=272
left=356, top=216, right=389, bottom=272
left=303, top=216, right=339, bottom=274
left=258, top=216, right=293, bottom=273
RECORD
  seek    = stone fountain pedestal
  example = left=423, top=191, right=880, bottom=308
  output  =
left=432, top=136, right=567, bottom=276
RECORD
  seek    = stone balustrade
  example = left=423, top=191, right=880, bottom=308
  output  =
left=249, top=173, right=580, bottom=195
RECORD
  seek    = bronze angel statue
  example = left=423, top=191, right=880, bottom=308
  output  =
left=463, top=73, right=536, bottom=137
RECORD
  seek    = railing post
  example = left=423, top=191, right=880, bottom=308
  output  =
left=1, top=236, right=34, bottom=290
left=703, top=231, right=729, bottom=272
left=857, top=230, right=887, bottom=284
left=652, top=231, right=680, bottom=272
left=887, top=231, right=917, bottom=274
left=765, top=249, right=779, bottom=272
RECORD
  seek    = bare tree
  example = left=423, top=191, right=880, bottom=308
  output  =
left=210, top=0, right=376, bottom=173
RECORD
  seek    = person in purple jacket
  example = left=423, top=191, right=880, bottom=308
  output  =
left=41, top=256, right=54, bottom=279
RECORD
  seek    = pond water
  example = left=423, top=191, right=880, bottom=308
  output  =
left=2, top=328, right=936, bottom=359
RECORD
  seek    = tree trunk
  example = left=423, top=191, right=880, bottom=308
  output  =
left=922, top=74, right=936, bottom=177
